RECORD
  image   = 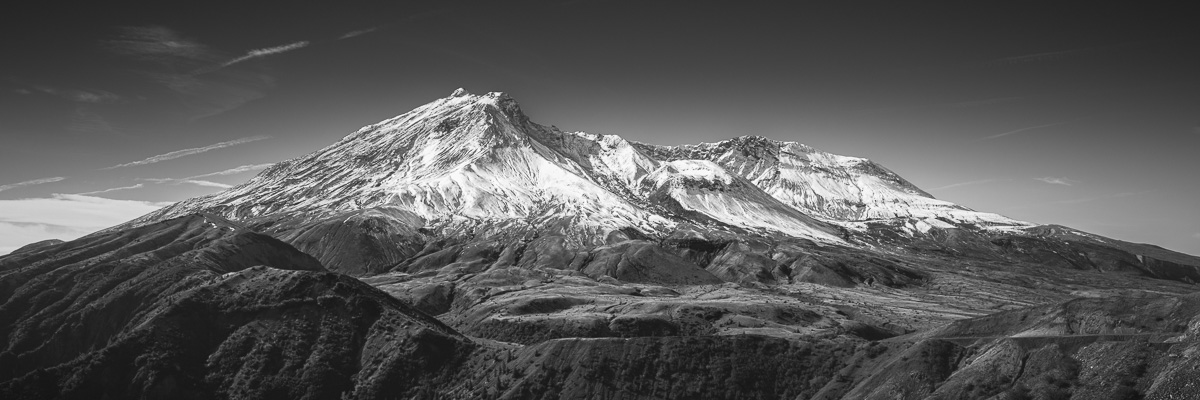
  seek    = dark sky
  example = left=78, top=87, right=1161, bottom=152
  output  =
left=1, top=1, right=1198, bottom=255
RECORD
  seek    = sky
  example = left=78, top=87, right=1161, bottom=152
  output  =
left=1, top=1, right=1197, bottom=255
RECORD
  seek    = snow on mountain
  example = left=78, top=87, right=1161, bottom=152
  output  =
left=640, top=159, right=843, bottom=241
left=634, top=136, right=1031, bottom=232
left=125, top=88, right=1027, bottom=246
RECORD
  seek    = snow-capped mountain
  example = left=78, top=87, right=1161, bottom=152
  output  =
left=14, top=89, right=1200, bottom=400
left=126, top=88, right=1027, bottom=245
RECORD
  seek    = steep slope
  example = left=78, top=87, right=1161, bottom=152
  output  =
left=117, top=89, right=1030, bottom=248
left=0, top=214, right=324, bottom=381
left=126, top=90, right=680, bottom=247
left=0, top=214, right=479, bottom=400
left=118, top=89, right=859, bottom=248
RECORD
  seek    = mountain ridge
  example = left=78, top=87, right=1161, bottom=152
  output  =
left=115, top=89, right=1028, bottom=245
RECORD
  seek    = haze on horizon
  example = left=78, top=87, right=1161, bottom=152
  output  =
left=1, top=1, right=1197, bottom=256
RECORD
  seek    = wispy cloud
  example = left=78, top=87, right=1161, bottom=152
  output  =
left=220, top=41, right=310, bottom=68
left=101, top=135, right=269, bottom=170
left=1192, top=233, right=1200, bottom=240
left=66, top=107, right=129, bottom=138
left=0, top=177, right=66, bottom=193
left=75, top=184, right=145, bottom=195
left=1034, top=177, right=1080, bottom=186
left=105, top=26, right=220, bottom=64
left=182, top=180, right=231, bottom=188
left=186, top=163, right=273, bottom=179
left=104, top=26, right=277, bottom=119
left=852, top=96, right=1026, bottom=114
left=137, top=163, right=272, bottom=188
left=983, top=42, right=1146, bottom=67
left=980, top=117, right=1088, bottom=141
left=141, top=178, right=232, bottom=189
left=32, top=86, right=122, bottom=103
left=340, top=27, right=380, bottom=39
left=928, top=179, right=1004, bottom=191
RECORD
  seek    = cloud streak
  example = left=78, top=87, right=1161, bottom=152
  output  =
left=1034, top=177, right=1080, bottom=186
left=104, top=26, right=278, bottom=120
left=980, top=117, right=1088, bottom=140
left=141, top=178, right=232, bottom=189
left=983, top=42, right=1147, bottom=67
left=186, top=163, right=274, bottom=179
left=340, top=27, right=380, bottom=39
left=0, top=177, right=66, bottom=193
left=852, top=96, right=1027, bottom=114
left=75, top=184, right=145, bottom=195
left=138, top=163, right=272, bottom=189
left=220, top=41, right=310, bottom=68
left=102, top=136, right=269, bottom=170
left=928, top=179, right=1003, bottom=191
left=32, top=86, right=122, bottom=103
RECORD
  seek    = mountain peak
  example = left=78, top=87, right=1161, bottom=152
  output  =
left=127, top=89, right=1030, bottom=243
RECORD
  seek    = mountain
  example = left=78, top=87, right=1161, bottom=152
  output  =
left=5, top=88, right=1200, bottom=399
left=121, top=89, right=1029, bottom=243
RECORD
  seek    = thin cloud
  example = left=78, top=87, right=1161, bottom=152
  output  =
left=851, top=96, right=1026, bottom=114
left=32, top=86, right=122, bottom=103
left=340, top=27, right=380, bottom=39
left=220, top=41, right=310, bottom=68
left=66, top=107, right=129, bottom=138
left=980, top=117, right=1088, bottom=141
left=1193, top=233, right=1200, bottom=240
left=0, top=177, right=66, bottom=193
left=75, top=184, right=145, bottom=196
left=180, top=180, right=232, bottom=188
left=104, top=26, right=276, bottom=120
left=138, top=163, right=272, bottom=188
left=105, top=26, right=221, bottom=64
left=983, top=42, right=1147, bottom=67
left=101, top=135, right=269, bottom=170
left=928, top=179, right=1003, bottom=191
left=1034, top=177, right=1080, bottom=186
left=187, top=163, right=273, bottom=179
